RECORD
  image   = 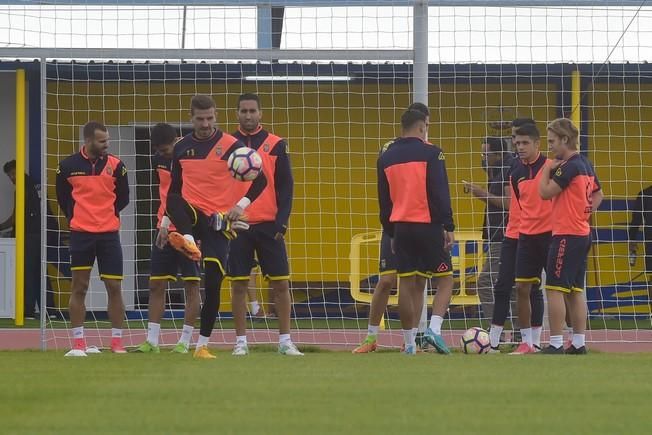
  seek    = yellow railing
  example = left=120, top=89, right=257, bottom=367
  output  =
left=349, top=230, right=484, bottom=307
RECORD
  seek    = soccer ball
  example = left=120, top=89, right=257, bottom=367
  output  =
left=460, top=327, right=491, bottom=354
left=228, top=147, right=263, bottom=181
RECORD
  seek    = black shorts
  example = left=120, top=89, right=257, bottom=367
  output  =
left=393, top=223, right=452, bottom=278
left=227, top=222, right=289, bottom=281
left=379, top=231, right=398, bottom=275
left=150, top=242, right=201, bottom=282
left=515, top=232, right=552, bottom=284
left=69, top=231, right=123, bottom=280
left=545, top=235, right=591, bottom=293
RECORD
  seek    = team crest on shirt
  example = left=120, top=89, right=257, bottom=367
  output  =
left=215, top=146, right=223, bottom=156
left=105, top=166, right=113, bottom=176
left=263, top=143, right=270, bottom=152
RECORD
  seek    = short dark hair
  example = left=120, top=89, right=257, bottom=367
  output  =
left=238, top=93, right=261, bottom=110
left=150, top=123, right=178, bottom=148
left=484, top=137, right=507, bottom=153
left=512, top=117, right=536, bottom=128
left=3, top=160, right=15, bottom=174
left=190, top=95, right=216, bottom=114
left=401, top=109, right=427, bottom=130
left=83, top=121, right=107, bottom=141
left=514, top=123, right=540, bottom=140
left=407, top=102, right=429, bottom=117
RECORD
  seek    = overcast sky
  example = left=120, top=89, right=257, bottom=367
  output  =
left=0, top=5, right=650, bottom=63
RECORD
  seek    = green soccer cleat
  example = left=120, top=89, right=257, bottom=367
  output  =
left=134, top=341, right=160, bottom=353
left=171, top=342, right=190, bottom=354
left=423, top=328, right=451, bottom=354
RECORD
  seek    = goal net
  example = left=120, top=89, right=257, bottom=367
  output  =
left=0, top=2, right=649, bottom=350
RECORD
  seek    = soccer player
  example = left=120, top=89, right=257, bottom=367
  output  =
left=509, top=122, right=551, bottom=354
left=462, top=136, right=512, bottom=322
left=377, top=109, right=455, bottom=354
left=539, top=118, right=603, bottom=354
left=227, top=93, right=302, bottom=356
left=56, top=121, right=129, bottom=356
left=135, top=123, right=201, bottom=354
left=166, top=95, right=267, bottom=359
left=353, top=102, right=432, bottom=354
left=628, top=185, right=652, bottom=310
left=488, top=118, right=545, bottom=352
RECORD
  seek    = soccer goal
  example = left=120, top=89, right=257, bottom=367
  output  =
left=0, top=0, right=649, bottom=351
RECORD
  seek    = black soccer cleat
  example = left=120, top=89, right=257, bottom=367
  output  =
left=565, top=345, right=587, bottom=355
left=540, top=345, right=565, bottom=354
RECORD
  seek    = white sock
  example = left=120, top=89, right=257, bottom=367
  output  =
left=72, top=326, right=84, bottom=339
left=236, top=335, right=247, bottom=345
left=489, top=325, right=503, bottom=348
left=196, top=335, right=209, bottom=348
left=571, top=333, right=586, bottom=348
left=250, top=300, right=260, bottom=314
left=429, top=315, right=444, bottom=335
left=183, top=234, right=195, bottom=244
left=111, top=328, right=122, bottom=338
left=411, top=327, right=418, bottom=342
left=147, top=322, right=160, bottom=346
left=549, top=335, right=563, bottom=349
left=179, top=324, right=193, bottom=346
left=532, top=326, right=542, bottom=347
left=368, top=325, right=379, bottom=336
left=403, top=329, right=414, bottom=347
left=520, top=328, right=532, bottom=346
left=279, top=333, right=291, bottom=345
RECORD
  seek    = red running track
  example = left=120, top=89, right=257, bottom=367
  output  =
left=1, top=329, right=652, bottom=352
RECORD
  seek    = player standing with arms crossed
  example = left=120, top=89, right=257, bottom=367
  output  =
left=377, top=109, right=455, bottom=355
left=228, top=93, right=302, bottom=356
left=539, top=118, right=603, bottom=354
left=56, top=121, right=129, bottom=356
left=136, top=123, right=201, bottom=354
left=166, top=95, right=267, bottom=359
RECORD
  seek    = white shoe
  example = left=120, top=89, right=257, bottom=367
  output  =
left=487, top=347, right=501, bottom=354
left=232, top=342, right=249, bottom=356
left=85, top=346, right=101, bottom=354
left=64, top=349, right=87, bottom=357
left=278, top=342, right=304, bottom=356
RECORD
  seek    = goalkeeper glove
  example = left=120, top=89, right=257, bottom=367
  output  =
left=155, top=216, right=171, bottom=249
left=209, top=212, right=250, bottom=240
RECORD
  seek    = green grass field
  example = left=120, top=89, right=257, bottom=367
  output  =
left=1, top=350, right=650, bottom=434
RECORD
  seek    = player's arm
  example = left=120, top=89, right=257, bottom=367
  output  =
left=377, top=158, right=394, bottom=237
left=427, top=151, right=455, bottom=233
left=114, top=161, right=130, bottom=212
left=538, top=160, right=564, bottom=199
left=55, top=163, right=72, bottom=220
left=227, top=169, right=267, bottom=221
left=462, top=180, right=510, bottom=209
left=273, top=140, right=293, bottom=237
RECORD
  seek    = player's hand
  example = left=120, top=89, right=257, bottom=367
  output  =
left=274, top=224, right=287, bottom=240
left=155, top=228, right=169, bottom=249
left=443, top=231, right=455, bottom=252
left=226, top=205, right=245, bottom=221
left=629, top=241, right=638, bottom=254
left=462, top=180, right=486, bottom=199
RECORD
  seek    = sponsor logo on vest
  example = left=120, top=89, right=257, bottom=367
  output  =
left=105, top=166, right=113, bottom=176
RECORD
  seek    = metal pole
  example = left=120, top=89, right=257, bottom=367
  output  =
left=413, top=0, right=428, bottom=105
left=181, top=6, right=188, bottom=49
left=14, top=69, right=26, bottom=327
left=40, top=59, right=47, bottom=350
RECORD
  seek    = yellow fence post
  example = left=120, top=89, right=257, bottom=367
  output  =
left=15, top=69, right=26, bottom=326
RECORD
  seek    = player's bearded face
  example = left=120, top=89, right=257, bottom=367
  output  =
left=238, top=100, right=261, bottom=133
left=192, top=108, right=216, bottom=139
left=88, top=130, right=109, bottom=158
